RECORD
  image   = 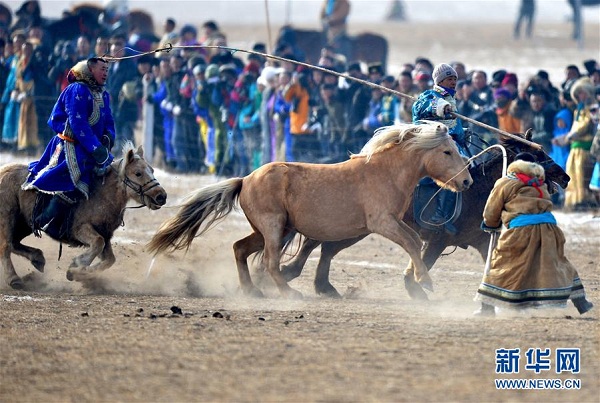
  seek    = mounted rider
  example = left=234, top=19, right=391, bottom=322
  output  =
left=22, top=57, right=115, bottom=239
left=412, top=63, right=469, bottom=235
left=320, top=0, right=351, bottom=60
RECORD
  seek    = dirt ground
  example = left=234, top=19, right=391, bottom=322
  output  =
left=1, top=21, right=600, bottom=403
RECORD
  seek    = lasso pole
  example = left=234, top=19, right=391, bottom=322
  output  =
left=264, top=0, right=273, bottom=55
left=107, top=43, right=542, bottom=150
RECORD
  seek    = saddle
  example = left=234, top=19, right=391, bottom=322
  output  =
left=413, top=180, right=462, bottom=233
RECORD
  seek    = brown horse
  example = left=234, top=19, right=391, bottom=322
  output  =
left=147, top=122, right=472, bottom=298
left=276, top=25, right=388, bottom=69
left=0, top=143, right=167, bottom=289
left=46, top=3, right=156, bottom=46
left=278, top=133, right=571, bottom=299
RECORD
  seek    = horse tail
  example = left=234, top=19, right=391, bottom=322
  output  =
left=147, top=178, right=243, bottom=255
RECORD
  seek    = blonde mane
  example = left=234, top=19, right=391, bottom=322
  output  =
left=121, top=140, right=136, bottom=157
left=352, top=121, right=454, bottom=162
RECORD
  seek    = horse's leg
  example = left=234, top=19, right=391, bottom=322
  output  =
left=263, top=229, right=303, bottom=299
left=374, top=218, right=433, bottom=292
left=0, top=241, right=22, bottom=289
left=233, top=232, right=266, bottom=297
left=0, top=216, right=25, bottom=289
left=315, top=236, right=365, bottom=298
left=281, top=238, right=321, bottom=281
left=404, top=239, right=447, bottom=300
left=85, top=241, right=116, bottom=274
left=11, top=242, right=45, bottom=273
left=66, top=224, right=105, bottom=281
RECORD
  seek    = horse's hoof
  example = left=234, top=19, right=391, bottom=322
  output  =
left=404, top=275, right=429, bottom=300
left=9, top=278, right=24, bottom=290
left=316, top=284, right=342, bottom=299
left=244, top=287, right=265, bottom=298
left=32, top=259, right=45, bottom=273
left=419, top=279, right=434, bottom=292
left=285, top=288, right=303, bottom=300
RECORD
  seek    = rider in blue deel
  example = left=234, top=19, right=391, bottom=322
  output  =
left=22, top=57, right=115, bottom=238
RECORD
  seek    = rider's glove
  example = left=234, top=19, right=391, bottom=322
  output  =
left=92, top=146, right=111, bottom=165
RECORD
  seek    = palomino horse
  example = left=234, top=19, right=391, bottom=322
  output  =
left=147, top=122, right=472, bottom=298
left=0, top=143, right=167, bottom=289
left=278, top=133, right=571, bottom=299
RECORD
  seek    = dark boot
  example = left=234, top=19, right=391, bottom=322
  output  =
left=34, top=196, right=72, bottom=239
left=473, top=303, right=495, bottom=317
left=572, top=297, right=594, bottom=315
left=431, top=189, right=458, bottom=235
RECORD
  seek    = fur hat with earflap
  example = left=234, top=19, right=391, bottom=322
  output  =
left=432, top=63, right=458, bottom=85
left=507, top=155, right=546, bottom=197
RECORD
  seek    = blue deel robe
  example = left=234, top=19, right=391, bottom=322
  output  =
left=412, top=85, right=467, bottom=154
left=22, top=82, right=115, bottom=200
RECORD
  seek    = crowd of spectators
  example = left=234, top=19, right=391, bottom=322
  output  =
left=0, top=1, right=599, bottom=210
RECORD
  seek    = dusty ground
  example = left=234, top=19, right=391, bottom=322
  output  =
left=1, top=21, right=599, bottom=403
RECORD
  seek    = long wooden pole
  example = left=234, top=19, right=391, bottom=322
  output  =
left=264, top=0, right=273, bottom=55
left=109, top=44, right=542, bottom=150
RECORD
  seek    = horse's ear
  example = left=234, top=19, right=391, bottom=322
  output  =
left=524, top=128, right=533, bottom=141
left=136, top=144, right=144, bottom=159
left=126, top=147, right=136, bottom=164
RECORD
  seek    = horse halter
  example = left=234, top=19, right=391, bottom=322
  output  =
left=123, top=175, right=161, bottom=206
left=117, top=160, right=162, bottom=207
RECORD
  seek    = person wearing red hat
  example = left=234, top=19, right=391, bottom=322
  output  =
left=493, top=87, right=521, bottom=134
left=500, top=72, right=519, bottom=98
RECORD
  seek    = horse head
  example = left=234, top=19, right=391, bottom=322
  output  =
left=413, top=123, right=473, bottom=192
left=363, top=122, right=472, bottom=192
left=500, top=134, right=570, bottom=193
left=116, top=142, right=167, bottom=210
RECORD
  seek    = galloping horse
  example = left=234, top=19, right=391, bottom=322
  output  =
left=147, top=122, right=472, bottom=298
left=276, top=25, right=388, bottom=69
left=278, top=133, right=571, bottom=299
left=0, top=143, right=167, bottom=289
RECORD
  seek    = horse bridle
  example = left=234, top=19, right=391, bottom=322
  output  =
left=117, top=160, right=162, bottom=207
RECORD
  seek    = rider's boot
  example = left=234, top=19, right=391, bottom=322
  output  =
left=34, top=195, right=73, bottom=239
left=430, top=189, right=458, bottom=235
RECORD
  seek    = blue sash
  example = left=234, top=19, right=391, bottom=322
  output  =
left=508, top=212, right=557, bottom=229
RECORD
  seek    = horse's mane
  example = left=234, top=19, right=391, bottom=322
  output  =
left=121, top=141, right=136, bottom=157
left=353, top=121, right=453, bottom=162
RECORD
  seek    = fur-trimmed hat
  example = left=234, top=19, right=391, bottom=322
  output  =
left=507, top=159, right=545, bottom=181
left=432, top=63, right=457, bottom=85
left=570, top=77, right=595, bottom=103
